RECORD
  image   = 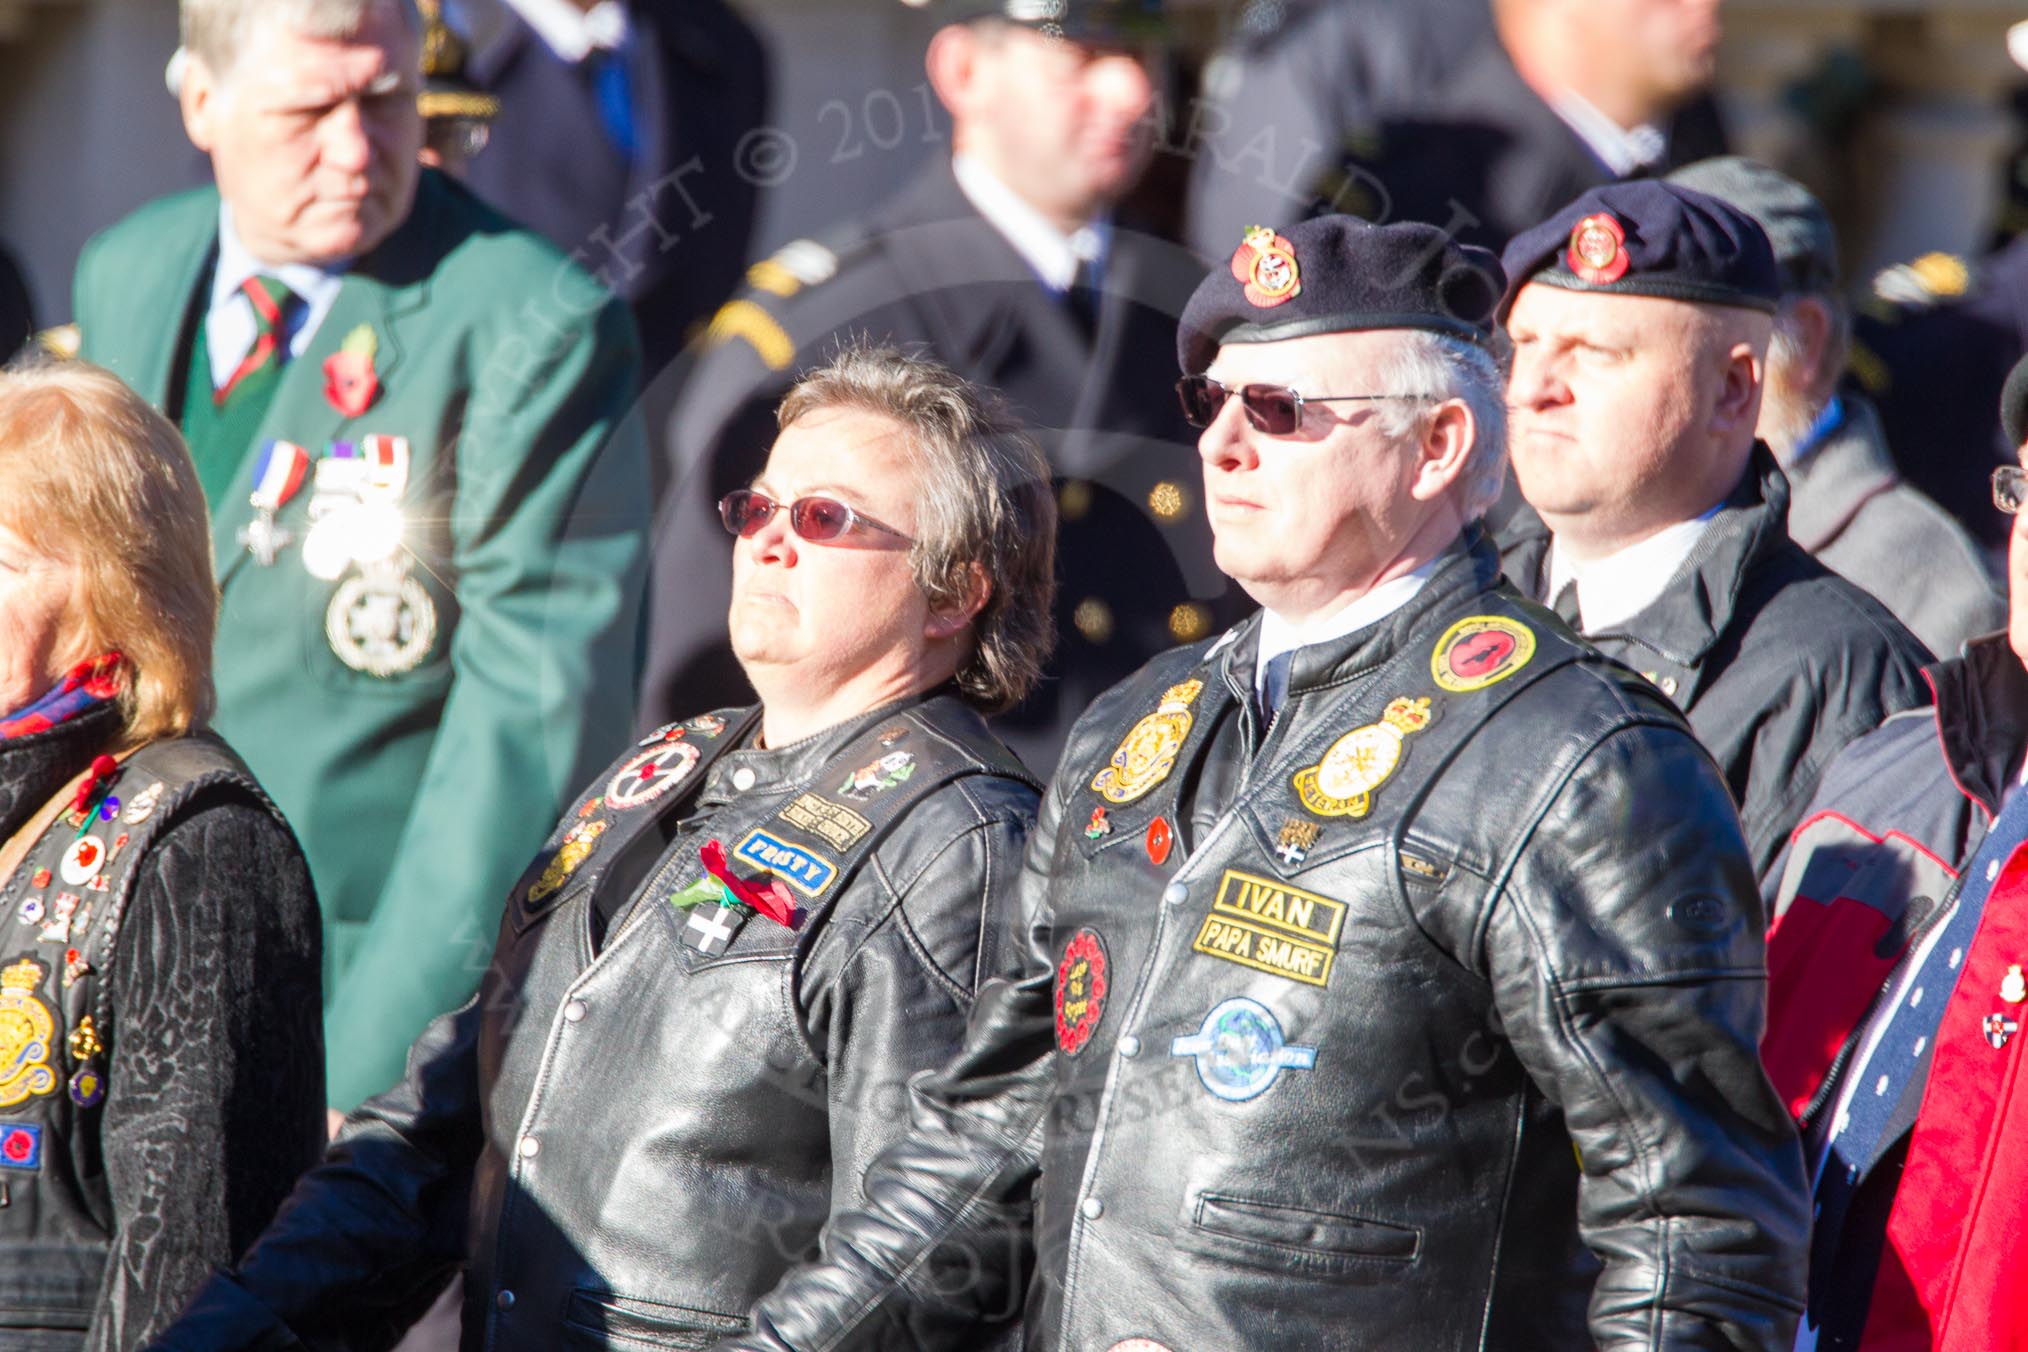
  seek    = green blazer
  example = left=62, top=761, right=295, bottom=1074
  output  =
left=74, top=172, right=649, bottom=1108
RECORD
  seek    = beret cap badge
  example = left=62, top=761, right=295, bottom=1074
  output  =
left=1231, top=225, right=1302, bottom=309
left=1567, top=213, right=1630, bottom=285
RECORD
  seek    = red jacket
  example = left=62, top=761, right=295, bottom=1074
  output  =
left=1765, top=635, right=2028, bottom=1349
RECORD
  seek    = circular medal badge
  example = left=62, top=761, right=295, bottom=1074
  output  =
left=326, top=572, right=439, bottom=677
left=1090, top=679, right=1204, bottom=805
left=1314, top=725, right=1402, bottom=803
left=1430, top=616, right=1537, bottom=693
left=1230, top=225, right=1303, bottom=309
left=60, top=835, right=107, bottom=888
left=1291, top=697, right=1433, bottom=819
left=605, top=740, right=702, bottom=810
left=1108, top=1343, right=1176, bottom=1351
left=300, top=515, right=356, bottom=581
left=1566, top=212, right=1630, bottom=285
left=68, top=1065, right=105, bottom=1108
left=1054, top=927, right=1110, bottom=1056
left=1171, top=997, right=1317, bottom=1102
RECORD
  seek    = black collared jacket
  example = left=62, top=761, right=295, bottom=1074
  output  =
left=711, top=533, right=1810, bottom=1351
left=149, top=692, right=1038, bottom=1352
left=1501, top=446, right=1933, bottom=881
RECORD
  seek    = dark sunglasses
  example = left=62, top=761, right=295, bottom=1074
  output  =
left=718, top=489, right=913, bottom=545
left=1176, top=374, right=1430, bottom=436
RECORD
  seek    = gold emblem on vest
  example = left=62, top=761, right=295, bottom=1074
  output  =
left=780, top=792, right=873, bottom=850
left=1192, top=869, right=1348, bottom=987
left=0, top=957, right=60, bottom=1108
left=1292, top=696, right=1433, bottom=819
left=527, top=818, right=607, bottom=905
left=1091, top=679, right=1204, bottom=805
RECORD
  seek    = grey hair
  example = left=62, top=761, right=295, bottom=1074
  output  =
left=1768, top=291, right=1852, bottom=399
left=182, top=0, right=419, bottom=79
left=1368, top=330, right=1511, bottom=522
left=776, top=341, right=1058, bottom=714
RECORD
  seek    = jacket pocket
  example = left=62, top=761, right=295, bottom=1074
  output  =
left=562, top=1290, right=749, bottom=1350
left=1193, top=1192, right=1421, bottom=1263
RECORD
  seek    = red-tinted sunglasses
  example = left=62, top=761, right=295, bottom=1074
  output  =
left=1176, top=374, right=1428, bottom=436
left=718, top=489, right=914, bottom=545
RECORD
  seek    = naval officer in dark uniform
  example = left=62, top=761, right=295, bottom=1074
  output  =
left=148, top=347, right=1054, bottom=1351
left=642, top=0, right=1241, bottom=776
left=706, top=216, right=1809, bottom=1350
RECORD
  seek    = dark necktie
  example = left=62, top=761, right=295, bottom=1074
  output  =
left=1258, top=651, right=1294, bottom=728
left=1064, top=257, right=1101, bottom=340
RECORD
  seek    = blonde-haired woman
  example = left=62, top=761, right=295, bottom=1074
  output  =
left=0, top=362, right=321, bottom=1350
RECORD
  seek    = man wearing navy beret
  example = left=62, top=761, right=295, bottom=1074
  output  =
left=702, top=214, right=1809, bottom=1350
left=1498, top=180, right=1931, bottom=883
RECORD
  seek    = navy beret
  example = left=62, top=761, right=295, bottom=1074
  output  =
left=1176, top=215, right=1506, bottom=374
left=1499, top=180, right=1782, bottom=318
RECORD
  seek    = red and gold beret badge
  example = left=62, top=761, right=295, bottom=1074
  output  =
left=1566, top=212, right=1630, bottom=285
left=1231, top=225, right=1302, bottom=309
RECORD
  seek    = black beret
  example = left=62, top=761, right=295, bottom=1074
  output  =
left=1176, top=215, right=1506, bottom=374
left=1499, top=180, right=1782, bottom=319
left=2002, top=352, right=2028, bottom=450
left=922, top=0, right=1168, bottom=41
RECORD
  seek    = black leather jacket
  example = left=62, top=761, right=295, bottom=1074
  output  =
left=716, top=535, right=1809, bottom=1351
left=151, top=693, right=1039, bottom=1352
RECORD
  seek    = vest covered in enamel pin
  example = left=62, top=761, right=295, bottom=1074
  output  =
left=0, top=736, right=275, bottom=1331
left=465, top=698, right=1037, bottom=1350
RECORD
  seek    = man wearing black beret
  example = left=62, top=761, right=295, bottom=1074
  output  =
left=703, top=214, right=1808, bottom=1351
left=1498, top=179, right=1931, bottom=883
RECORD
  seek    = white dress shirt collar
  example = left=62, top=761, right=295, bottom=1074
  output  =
left=1546, top=505, right=1722, bottom=636
left=1549, top=88, right=1667, bottom=177
left=951, top=153, right=1109, bottom=293
left=503, top=0, right=630, bottom=63
left=206, top=204, right=349, bottom=390
left=1253, top=558, right=1442, bottom=699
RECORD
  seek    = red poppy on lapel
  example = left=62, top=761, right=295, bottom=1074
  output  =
left=323, top=325, right=381, bottom=417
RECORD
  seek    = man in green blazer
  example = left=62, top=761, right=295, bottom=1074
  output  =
left=73, top=0, right=648, bottom=1113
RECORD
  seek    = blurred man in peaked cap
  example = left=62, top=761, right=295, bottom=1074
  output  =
left=641, top=0, right=1245, bottom=779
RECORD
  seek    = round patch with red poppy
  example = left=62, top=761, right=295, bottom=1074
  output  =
left=1055, top=927, right=1111, bottom=1056
left=1430, top=615, right=1537, bottom=693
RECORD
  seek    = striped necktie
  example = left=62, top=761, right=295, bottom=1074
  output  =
left=216, top=275, right=299, bottom=406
